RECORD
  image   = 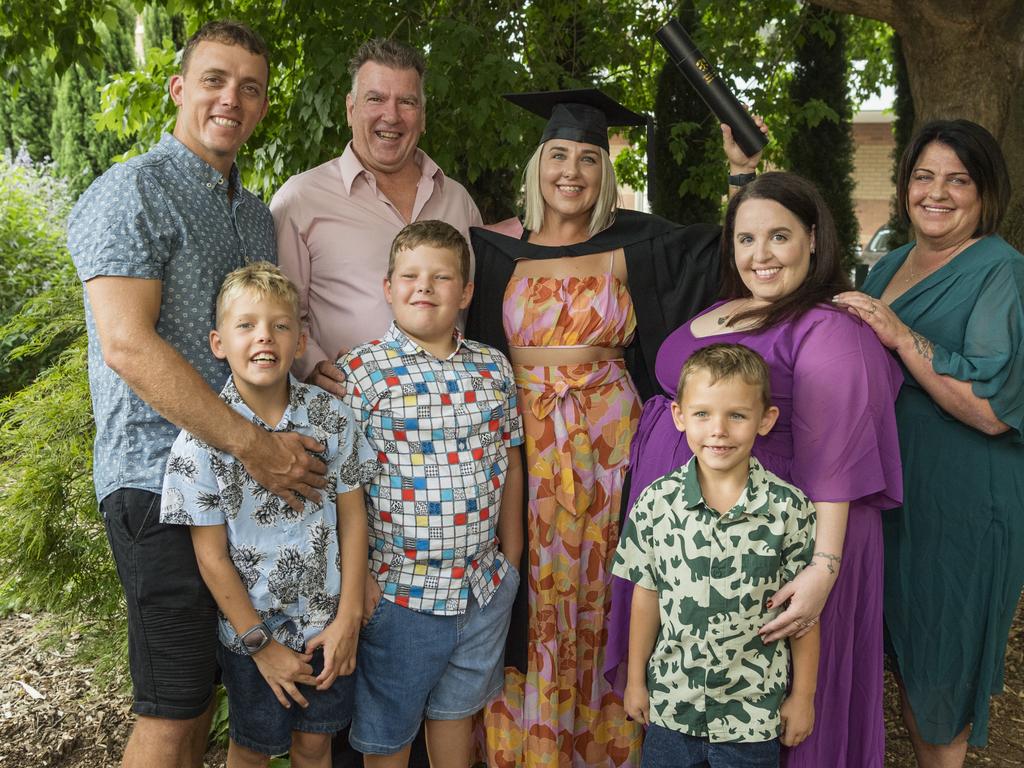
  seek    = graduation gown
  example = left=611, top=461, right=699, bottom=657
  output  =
left=466, top=209, right=721, bottom=670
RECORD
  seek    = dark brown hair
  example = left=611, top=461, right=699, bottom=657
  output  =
left=388, top=220, right=470, bottom=285
left=896, top=119, right=1011, bottom=237
left=720, top=172, right=851, bottom=330
left=181, top=20, right=269, bottom=80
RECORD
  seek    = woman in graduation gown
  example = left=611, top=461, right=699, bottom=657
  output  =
left=836, top=120, right=1024, bottom=768
left=465, top=89, right=764, bottom=768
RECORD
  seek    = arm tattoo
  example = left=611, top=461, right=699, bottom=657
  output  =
left=910, top=331, right=934, bottom=361
left=811, top=551, right=842, bottom=575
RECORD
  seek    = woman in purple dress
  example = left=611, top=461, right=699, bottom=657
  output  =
left=607, top=172, right=903, bottom=767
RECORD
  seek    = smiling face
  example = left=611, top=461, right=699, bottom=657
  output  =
left=538, top=139, right=603, bottom=225
left=210, top=289, right=305, bottom=413
left=346, top=62, right=425, bottom=176
left=732, top=198, right=814, bottom=305
left=906, top=141, right=982, bottom=248
left=169, top=41, right=269, bottom=176
left=671, top=369, right=778, bottom=483
left=384, top=244, right=473, bottom=357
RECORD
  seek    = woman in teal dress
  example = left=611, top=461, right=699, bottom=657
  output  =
left=836, top=119, right=1024, bottom=768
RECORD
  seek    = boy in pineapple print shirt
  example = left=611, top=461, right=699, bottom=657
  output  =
left=613, top=344, right=819, bottom=768
left=160, top=262, right=378, bottom=767
left=336, top=220, right=524, bottom=768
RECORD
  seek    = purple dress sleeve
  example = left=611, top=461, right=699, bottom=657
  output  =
left=789, top=309, right=903, bottom=509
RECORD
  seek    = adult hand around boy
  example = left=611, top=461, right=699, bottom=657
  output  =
left=239, top=428, right=327, bottom=512
left=308, top=357, right=348, bottom=397
left=623, top=682, right=650, bottom=726
left=759, top=564, right=833, bottom=642
left=309, top=610, right=361, bottom=689
left=252, top=641, right=316, bottom=709
left=779, top=692, right=815, bottom=747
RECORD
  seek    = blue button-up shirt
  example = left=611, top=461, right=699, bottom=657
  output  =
left=67, top=134, right=276, bottom=502
left=160, top=375, right=380, bottom=650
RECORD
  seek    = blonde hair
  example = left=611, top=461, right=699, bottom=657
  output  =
left=522, top=142, right=618, bottom=236
left=388, top=220, right=471, bottom=284
left=215, top=262, right=300, bottom=327
left=676, top=343, right=772, bottom=410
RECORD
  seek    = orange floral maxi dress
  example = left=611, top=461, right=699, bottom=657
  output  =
left=484, top=264, right=643, bottom=767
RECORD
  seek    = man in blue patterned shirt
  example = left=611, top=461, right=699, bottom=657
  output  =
left=67, top=21, right=325, bottom=768
left=337, top=221, right=523, bottom=768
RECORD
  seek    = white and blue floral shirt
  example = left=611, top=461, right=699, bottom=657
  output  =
left=160, top=375, right=379, bottom=651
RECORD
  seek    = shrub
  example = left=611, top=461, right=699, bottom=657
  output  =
left=0, top=152, right=79, bottom=395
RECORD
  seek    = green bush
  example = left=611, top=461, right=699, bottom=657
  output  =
left=0, top=151, right=116, bottom=622
left=0, top=153, right=79, bottom=395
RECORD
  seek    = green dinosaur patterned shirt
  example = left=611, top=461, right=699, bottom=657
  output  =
left=612, top=456, right=815, bottom=743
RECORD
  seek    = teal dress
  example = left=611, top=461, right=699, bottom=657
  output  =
left=862, top=235, right=1024, bottom=747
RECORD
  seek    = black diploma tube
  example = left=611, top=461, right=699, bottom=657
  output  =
left=656, top=19, right=767, bottom=158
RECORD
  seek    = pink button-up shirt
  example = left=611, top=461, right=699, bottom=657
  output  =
left=271, top=143, right=482, bottom=379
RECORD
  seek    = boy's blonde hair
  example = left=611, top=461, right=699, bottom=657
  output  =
left=215, top=262, right=300, bottom=327
left=676, top=343, right=772, bottom=410
left=387, top=220, right=471, bottom=284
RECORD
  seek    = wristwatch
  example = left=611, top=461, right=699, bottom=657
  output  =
left=240, top=622, right=273, bottom=655
left=728, top=171, right=757, bottom=187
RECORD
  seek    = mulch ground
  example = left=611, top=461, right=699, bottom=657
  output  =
left=1, top=604, right=1021, bottom=767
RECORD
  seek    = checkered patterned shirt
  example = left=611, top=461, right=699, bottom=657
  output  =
left=338, top=323, right=523, bottom=615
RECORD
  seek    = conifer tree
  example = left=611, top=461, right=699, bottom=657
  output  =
left=49, top=7, right=134, bottom=194
left=885, top=33, right=914, bottom=246
left=651, top=6, right=723, bottom=225
left=785, top=5, right=859, bottom=270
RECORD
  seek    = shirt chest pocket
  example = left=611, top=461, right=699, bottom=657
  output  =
left=741, top=552, right=782, bottom=583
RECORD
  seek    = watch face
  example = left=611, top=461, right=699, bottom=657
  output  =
left=242, top=626, right=270, bottom=650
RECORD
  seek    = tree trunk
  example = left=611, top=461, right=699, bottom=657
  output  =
left=812, top=0, right=1024, bottom=249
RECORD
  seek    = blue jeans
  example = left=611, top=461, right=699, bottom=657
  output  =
left=641, top=724, right=780, bottom=768
left=218, top=643, right=355, bottom=756
left=350, top=567, right=519, bottom=755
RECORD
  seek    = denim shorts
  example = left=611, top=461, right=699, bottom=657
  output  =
left=641, top=724, right=780, bottom=768
left=218, top=642, right=355, bottom=756
left=350, top=567, right=519, bottom=755
left=101, top=488, right=218, bottom=719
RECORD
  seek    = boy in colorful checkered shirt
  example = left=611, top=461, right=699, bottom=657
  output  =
left=336, top=220, right=524, bottom=768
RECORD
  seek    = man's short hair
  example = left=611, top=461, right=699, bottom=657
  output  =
left=216, top=262, right=300, bottom=327
left=348, top=38, right=426, bottom=100
left=676, top=343, right=772, bottom=410
left=388, top=220, right=471, bottom=285
left=181, top=20, right=270, bottom=79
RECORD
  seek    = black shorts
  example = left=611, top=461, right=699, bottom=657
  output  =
left=102, top=488, right=218, bottom=719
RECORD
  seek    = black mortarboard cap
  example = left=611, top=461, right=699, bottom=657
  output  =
left=503, top=89, right=649, bottom=153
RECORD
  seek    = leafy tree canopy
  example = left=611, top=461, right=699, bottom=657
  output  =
left=5, top=1, right=893, bottom=213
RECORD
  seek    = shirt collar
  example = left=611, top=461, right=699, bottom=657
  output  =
left=382, top=321, right=468, bottom=361
left=157, top=133, right=242, bottom=197
left=681, top=455, right=773, bottom=521
left=339, top=142, right=445, bottom=196
left=220, top=373, right=305, bottom=431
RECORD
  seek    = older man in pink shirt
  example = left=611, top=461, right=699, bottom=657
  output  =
left=271, top=38, right=482, bottom=394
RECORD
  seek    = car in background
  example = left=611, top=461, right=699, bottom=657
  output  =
left=862, top=225, right=895, bottom=267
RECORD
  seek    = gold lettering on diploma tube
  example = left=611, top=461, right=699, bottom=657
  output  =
left=695, top=58, right=715, bottom=84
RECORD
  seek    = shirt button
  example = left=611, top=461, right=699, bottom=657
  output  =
left=206, top=182, right=213, bottom=189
